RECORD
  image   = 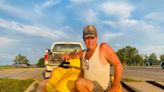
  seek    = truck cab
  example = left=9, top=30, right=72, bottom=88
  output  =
left=44, top=42, right=84, bottom=78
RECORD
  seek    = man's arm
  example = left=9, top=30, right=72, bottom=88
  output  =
left=101, top=43, right=123, bottom=91
left=61, top=50, right=83, bottom=60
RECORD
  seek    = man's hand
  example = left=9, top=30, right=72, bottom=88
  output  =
left=61, top=54, right=70, bottom=61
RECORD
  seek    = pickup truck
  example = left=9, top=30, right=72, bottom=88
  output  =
left=44, top=42, right=84, bottom=78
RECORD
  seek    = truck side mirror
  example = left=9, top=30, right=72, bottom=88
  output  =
left=45, top=49, right=52, bottom=54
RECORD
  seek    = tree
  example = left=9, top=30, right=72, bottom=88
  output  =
left=133, top=55, right=144, bottom=66
left=148, top=53, right=159, bottom=65
left=36, top=57, right=45, bottom=67
left=144, top=54, right=149, bottom=66
left=117, top=48, right=128, bottom=66
left=13, top=54, right=29, bottom=67
left=160, top=54, right=164, bottom=61
left=116, top=46, right=144, bottom=66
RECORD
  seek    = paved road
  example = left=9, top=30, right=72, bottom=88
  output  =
left=111, top=66, right=164, bottom=92
left=123, top=66, right=164, bottom=81
left=0, top=68, right=45, bottom=81
left=1, top=66, right=163, bottom=81
left=111, top=66, right=164, bottom=81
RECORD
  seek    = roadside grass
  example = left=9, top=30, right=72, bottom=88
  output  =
left=0, top=78, right=34, bottom=92
left=122, top=77, right=143, bottom=82
left=0, top=66, right=16, bottom=69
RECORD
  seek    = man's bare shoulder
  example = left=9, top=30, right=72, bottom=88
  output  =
left=100, top=42, right=112, bottom=50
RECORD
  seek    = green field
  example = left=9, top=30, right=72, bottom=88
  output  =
left=0, top=78, right=34, bottom=92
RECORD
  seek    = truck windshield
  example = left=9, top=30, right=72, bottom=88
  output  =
left=52, top=44, right=82, bottom=52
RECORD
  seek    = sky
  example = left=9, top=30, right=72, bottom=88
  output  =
left=0, top=0, right=164, bottom=65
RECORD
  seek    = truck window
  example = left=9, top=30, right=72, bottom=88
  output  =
left=52, top=44, right=82, bottom=52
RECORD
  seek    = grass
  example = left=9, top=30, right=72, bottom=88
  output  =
left=122, top=77, right=143, bottom=82
left=0, top=78, right=34, bottom=92
left=0, top=65, right=16, bottom=69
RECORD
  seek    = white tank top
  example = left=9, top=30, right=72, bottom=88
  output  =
left=82, top=44, right=110, bottom=89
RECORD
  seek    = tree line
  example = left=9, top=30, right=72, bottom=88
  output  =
left=116, top=46, right=164, bottom=66
left=13, top=45, right=164, bottom=67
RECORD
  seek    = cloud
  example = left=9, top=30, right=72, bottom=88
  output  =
left=143, top=12, right=164, bottom=26
left=144, top=12, right=164, bottom=21
left=102, top=16, right=161, bottom=35
left=99, top=2, right=134, bottom=19
left=0, top=0, right=37, bottom=21
left=68, top=0, right=99, bottom=24
left=77, top=9, right=99, bottom=24
left=34, top=0, right=62, bottom=14
left=102, top=19, right=138, bottom=28
left=0, top=18, right=69, bottom=40
left=0, top=52, right=21, bottom=65
left=70, top=0, right=93, bottom=5
left=102, top=32, right=124, bottom=41
left=0, top=37, right=19, bottom=48
left=0, top=53, right=15, bottom=59
left=100, top=9, right=164, bottom=57
left=43, top=0, right=62, bottom=8
left=139, top=45, right=164, bottom=57
left=0, top=53, right=17, bottom=65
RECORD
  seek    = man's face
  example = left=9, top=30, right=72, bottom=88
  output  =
left=84, top=36, right=98, bottom=49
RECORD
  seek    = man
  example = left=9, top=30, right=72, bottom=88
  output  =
left=62, top=25, right=123, bottom=92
